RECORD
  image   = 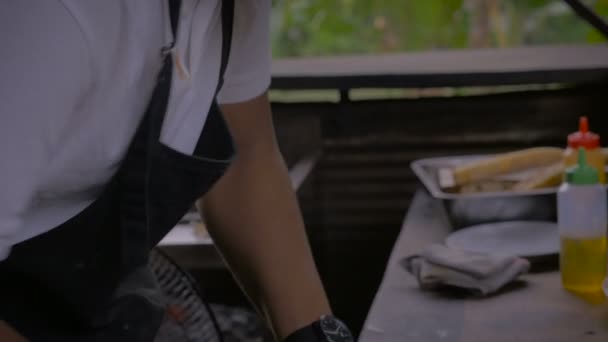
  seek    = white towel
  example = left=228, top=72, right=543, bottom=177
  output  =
left=402, top=244, right=530, bottom=296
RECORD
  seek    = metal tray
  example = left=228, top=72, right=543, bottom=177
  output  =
left=411, top=155, right=558, bottom=200
left=411, top=155, right=558, bottom=228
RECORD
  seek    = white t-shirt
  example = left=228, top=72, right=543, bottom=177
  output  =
left=0, top=0, right=271, bottom=260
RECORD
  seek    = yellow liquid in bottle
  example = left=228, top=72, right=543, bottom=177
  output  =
left=560, top=236, right=607, bottom=292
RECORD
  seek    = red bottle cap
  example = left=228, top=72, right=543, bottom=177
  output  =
left=568, top=116, right=600, bottom=149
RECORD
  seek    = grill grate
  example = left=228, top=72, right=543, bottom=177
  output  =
left=150, top=248, right=222, bottom=342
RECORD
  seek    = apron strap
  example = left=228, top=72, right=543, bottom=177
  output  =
left=216, top=0, right=235, bottom=95
left=119, top=0, right=235, bottom=270
left=168, top=0, right=181, bottom=37
left=150, top=0, right=234, bottom=142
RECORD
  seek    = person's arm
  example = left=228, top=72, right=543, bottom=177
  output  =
left=198, top=93, right=331, bottom=339
left=0, top=322, right=26, bottom=342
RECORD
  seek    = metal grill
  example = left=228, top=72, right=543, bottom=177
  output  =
left=150, top=248, right=222, bottom=342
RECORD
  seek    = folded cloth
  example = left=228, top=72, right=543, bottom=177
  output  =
left=401, top=244, right=530, bottom=296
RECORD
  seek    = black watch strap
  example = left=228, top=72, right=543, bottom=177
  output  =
left=284, top=324, right=321, bottom=342
left=284, top=316, right=353, bottom=342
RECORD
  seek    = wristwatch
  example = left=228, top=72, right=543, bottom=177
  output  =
left=284, top=315, right=354, bottom=342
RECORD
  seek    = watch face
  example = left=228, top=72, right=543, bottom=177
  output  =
left=318, top=315, right=353, bottom=342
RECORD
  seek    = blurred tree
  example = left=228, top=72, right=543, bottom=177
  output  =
left=272, top=0, right=607, bottom=58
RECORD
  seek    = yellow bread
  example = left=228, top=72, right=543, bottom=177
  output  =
left=512, top=163, right=565, bottom=191
left=439, top=147, right=563, bottom=188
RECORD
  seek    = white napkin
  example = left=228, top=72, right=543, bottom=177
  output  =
left=402, top=244, right=530, bottom=296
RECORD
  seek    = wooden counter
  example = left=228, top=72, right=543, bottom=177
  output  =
left=360, top=191, right=608, bottom=342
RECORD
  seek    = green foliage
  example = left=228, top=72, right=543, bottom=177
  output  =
left=588, top=0, right=608, bottom=42
left=272, top=0, right=607, bottom=58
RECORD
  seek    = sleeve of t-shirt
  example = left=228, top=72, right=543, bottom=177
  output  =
left=0, top=1, right=91, bottom=260
left=216, top=0, right=271, bottom=104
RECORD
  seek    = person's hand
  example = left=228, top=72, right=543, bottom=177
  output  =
left=0, top=321, right=27, bottom=342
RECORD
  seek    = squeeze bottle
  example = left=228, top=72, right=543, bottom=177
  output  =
left=564, top=116, right=605, bottom=184
left=558, top=148, right=608, bottom=293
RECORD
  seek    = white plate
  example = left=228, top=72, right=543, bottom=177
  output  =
left=445, top=221, right=559, bottom=258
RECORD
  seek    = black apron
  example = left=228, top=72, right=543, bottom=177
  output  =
left=0, top=0, right=234, bottom=340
